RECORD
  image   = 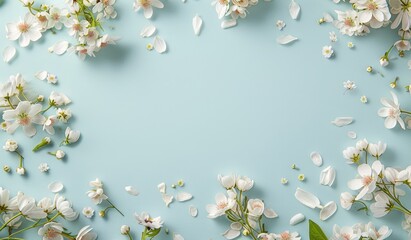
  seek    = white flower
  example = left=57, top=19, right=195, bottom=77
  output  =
left=258, top=233, right=275, bottom=240
left=348, top=161, right=383, bottom=200
left=347, top=42, right=355, bottom=48
left=332, top=224, right=360, bottom=240
left=54, top=194, right=78, bottom=221
left=276, top=20, right=286, bottom=30
left=38, top=163, right=49, bottom=172
left=380, top=57, right=389, bottom=67
left=272, top=231, right=301, bottom=240
left=334, top=10, right=360, bottom=36
left=370, top=193, right=392, bottom=218
left=364, top=222, right=392, bottom=239
left=390, top=0, right=411, bottom=30
left=343, top=80, right=356, bottom=90
left=46, top=74, right=58, bottom=84
left=394, top=39, right=411, bottom=52
left=43, top=115, right=57, bottom=135
left=87, top=187, right=107, bottom=205
left=49, top=91, right=71, bottom=106
left=3, top=101, right=46, bottom=137
left=218, top=174, right=236, bottom=189
left=3, top=139, right=18, bottom=152
left=367, top=141, right=387, bottom=158
left=247, top=199, right=265, bottom=218
left=19, top=196, right=47, bottom=220
left=120, top=225, right=130, bottom=235
left=75, top=226, right=97, bottom=240
left=229, top=5, right=247, bottom=19
left=56, top=108, right=72, bottom=123
left=89, top=178, right=103, bottom=188
left=135, top=212, right=163, bottom=230
left=82, top=207, right=94, bottom=218
left=96, top=34, right=118, bottom=49
left=340, top=192, right=355, bottom=210
left=343, top=146, right=361, bottom=164
left=47, top=7, right=68, bottom=30
left=56, top=150, right=65, bottom=159
left=2, top=212, right=22, bottom=229
left=329, top=31, right=338, bottom=42
left=16, top=167, right=25, bottom=175
left=206, top=192, right=236, bottom=218
left=65, top=19, right=89, bottom=37
left=0, top=188, right=16, bottom=212
left=378, top=92, right=405, bottom=129
left=356, top=138, right=368, bottom=151
left=64, top=127, right=81, bottom=145
left=236, top=176, right=254, bottom=191
left=6, top=13, right=42, bottom=47
left=38, top=222, right=64, bottom=240
left=37, top=197, right=55, bottom=214
left=212, top=0, right=229, bottom=19
left=355, top=0, right=391, bottom=28
left=322, top=45, right=334, bottom=58
left=133, top=0, right=164, bottom=19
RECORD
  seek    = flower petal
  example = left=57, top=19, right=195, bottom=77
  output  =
left=192, top=14, right=203, bottom=36
left=157, top=182, right=166, bottom=193
left=347, top=131, right=357, bottom=139
left=319, top=201, right=337, bottom=221
left=331, top=117, right=353, bottom=127
left=221, top=19, right=237, bottom=29
left=294, top=188, right=321, bottom=209
left=162, top=193, right=173, bottom=207
left=290, top=213, right=305, bottom=225
left=153, top=36, right=167, bottom=53
left=176, top=192, right=193, bottom=202
left=125, top=186, right=139, bottom=196
left=140, top=25, right=156, bottom=38
left=35, top=71, right=48, bottom=80
left=222, top=229, right=240, bottom=240
left=3, top=46, right=16, bottom=63
left=277, top=35, right=298, bottom=45
left=289, top=0, right=300, bottom=20
left=310, top=151, right=323, bottom=167
left=189, top=205, right=198, bottom=217
left=263, top=208, right=278, bottom=218
left=51, top=41, right=69, bottom=55
left=48, top=181, right=64, bottom=193
left=173, top=234, right=184, bottom=240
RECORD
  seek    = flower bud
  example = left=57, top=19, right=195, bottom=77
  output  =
left=33, top=137, right=51, bottom=152
left=380, top=57, right=389, bottom=67
left=56, top=150, right=65, bottom=159
left=120, top=225, right=130, bottom=235
left=37, top=95, right=44, bottom=102
left=242, top=229, right=250, bottom=236
left=99, top=210, right=105, bottom=217
left=3, top=165, right=10, bottom=173
left=16, top=167, right=25, bottom=175
left=366, top=66, right=373, bottom=72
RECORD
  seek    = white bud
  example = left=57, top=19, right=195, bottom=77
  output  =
left=56, top=150, right=65, bottom=159
left=120, top=225, right=130, bottom=235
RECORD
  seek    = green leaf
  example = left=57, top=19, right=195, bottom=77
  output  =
left=309, top=220, right=328, bottom=240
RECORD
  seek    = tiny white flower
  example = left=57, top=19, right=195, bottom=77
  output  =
left=356, top=138, right=368, bottom=151
left=273, top=231, right=301, bottom=240
left=380, top=56, right=389, bottom=67
left=135, top=212, right=163, bottom=229
left=343, top=146, right=361, bottom=164
left=347, top=42, right=355, bottom=48
left=360, top=95, right=368, bottom=103
left=322, top=45, right=334, bottom=58
left=49, top=92, right=71, bottom=106
left=120, top=225, right=130, bottom=235
left=276, top=20, right=286, bottom=30
left=370, top=193, right=392, bottom=218
left=329, top=31, right=337, bottom=42
left=82, top=207, right=95, bottom=218
left=16, top=167, right=25, bottom=175
left=368, top=141, right=387, bottom=158
left=206, top=192, right=236, bottom=218
left=378, top=92, right=405, bottom=129
left=43, top=115, right=57, bottom=135
left=75, top=226, right=97, bottom=240
left=38, top=222, right=64, bottom=240
left=38, top=163, right=49, bottom=173
left=343, top=80, right=356, bottom=90
left=3, top=139, right=18, bottom=152
left=56, top=150, right=65, bottom=159
left=218, top=174, right=236, bottom=189
left=236, top=176, right=254, bottom=191
left=133, top=0, right=164, bottom=19
left=63, top=127, right=80, bottom=145
left=348, top=161, right=383, bottom=200
left=247, top=199, right=264, bottom=218
left=56, top=108, right=72, bottom=123
left=46, top=74, right=58, bottom=84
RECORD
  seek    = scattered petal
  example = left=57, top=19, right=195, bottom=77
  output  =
left=277, top=35, right=298, bottom=45
left=290, top=213, right=305, bottom=225
left=221, top=19, right=237, bottom=29
left=173, top=234, right=184, bottom=240
left=222, top=229, right=240, bottom=239
left=158, top=182, right=166, bottom=193
left=295, top=188, right=321, bottom=209
left=162, top=193, right=173, bottom=207
left=319, top=201, right=337, bottom=221
left=176, top=192, right=193, bottom=202
left=51, top=41, right=69, bottom=55
left=48, top=181, right=64, bottom=193
left=140, top=25, right=156, bottom=38
left=125, top=186, right=139, bottom=196
left=310, top=151, right=323, bottom=167
left=263, top=208, right=278, bottom=218
left=3, top=46, right=16, bottom=63
left=153, top=36, right=167, bottom=53
left=319, top=166, right=336, bottom=186
left=331, top=117, right=353, bottom=127
left=323, top=13, right=333, bottom=22
left=192, top=14, right=203, bottom=36
left=189, top=205, right=198, bottom=217
left=35, top=71, right=48, bottom=81
left=230, top=222, right=242, bottom=231
left=289, top=0, right=301, bottom=20
left=347, top=131, right=357, bottom=139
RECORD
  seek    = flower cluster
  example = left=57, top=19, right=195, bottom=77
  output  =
left=341, top=139, right=411, bottom=237
left=212, top=0, right=265, bottom=29
left=86, top=178, right=124, bottom=217
left=120, top=213, right=163, bottom=240
left=207, top=175, right=301, bottom=240
left=332, top=0, right=410, bottom=67
left=378, top=92, right=411, bottom=130
left=6, top=0, right=118, bottom=60
left=0, top=73, right=79, bottom=175
left=0, top=187, right=97, bottom=240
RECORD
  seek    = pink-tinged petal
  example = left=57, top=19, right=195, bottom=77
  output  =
left=391, top=13, right=402, bottom=29
left=384, top=117, right=397, bottom=129
left=143, top=7, right=153, bottom=19
left=380, top=97, right=396, bottom=108
left=402, top=12, right=410, bottom=30
left=348, top=178, right=364, bottom=190
left=23, top=125, right=36, bottom=137
left=355, top=186, right=369, bottom=200
left=398, top=117, right=405, bottom=130
left=390, top=91, right=399, bottom=105
left=373, top=10, right=384, bottom=22
left=151, top=0, right=164, bottom=8
left=28, top=29, right=41, bottom=41
left=6, top=121, right=19, bottom=134
left=3, top=110, right=18, bottom=121
left=357, top=164, right=371, bottom=177
left=377, top=107, right=390, bottom=117
left=31, top=114, right=46, bottom=125
left=19, top=34, right=30, bottom=47
left=359, top=10, right=372, bottom=23
left=367, top=181, right=376, bottom=193
left=6, top=24, right=21, bottom=41
left=28, top=103, right=42, bottom=116
left=214, top=193, right=226, bottom=203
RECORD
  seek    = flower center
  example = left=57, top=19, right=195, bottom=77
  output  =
left=52, top=13, right=60, bottom=21
left=388, top=108, right=399, bottom=117
left=73, top=23, right=81, bottom=31
left=217, top=201, right=228, bottom=210
left=344, top=18, right=355, bottom=27
left=46, top=229, right=59, bottom=238
left=37, top=15, right=47, bottom=23
left=18, top=23, right=29, bottom=33
left=363, top=176, right=373, bottom=186
left=280, top=232, right=290, bottom=240
left=341, top=233, right=351, bottom=240
left=367, top=0, right=378, bottom=10
left=18, top=113, right=30, bottom=126
left=139, top=0, right=151, bottom=8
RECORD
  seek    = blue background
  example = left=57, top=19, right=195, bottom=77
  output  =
left=0, top=0, right=411, bottom=239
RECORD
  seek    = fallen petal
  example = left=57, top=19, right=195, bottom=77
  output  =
left=323, top=12, right=334, bottom=22
left=3, top=46, right=16, bottom=63
left=125, top=186, right=139, bottom=196
left=192, top=14, right=203, bottom=36
left=319, top=201, right=337, bottom=221
left=189, top=205, right=198, bottom=217
left=35, top=71, right=48, bottom=80
left=277, top=35, right=298, bottom=45
left=48, top=181, right=64, bottom=193
left=51, top=41, right=69, bottom=55
left=153, top=36, right=167, bottom=53
left=295, top=188, right=321, bottom=209
left=158, top=182, right=166, bottom=193
left=263, top=208, right=278, bottom=218
left=331, top=117, right=353, bottom=127
left=140, top=25, right=156, bottom=38
left=230, top=222, right=242, bottom=231
left=310, top=151, right=323, bottom=167
left=290, top=213, right=305, bottom=225
left=222, top=229, right=240, bottom=239
left=320, top=166, right=336, bottom=186
left=173, top=234, right=184, bottom=240
left=289, top=0, right=301, bottom=20
left=162, top=193, right=173, bottom=207
left=347, top=131, right=357, bottom=139
left=176, top=192, right=193, bottom=202
left=221, top=19, right=237, bottom=29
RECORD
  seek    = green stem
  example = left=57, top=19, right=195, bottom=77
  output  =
left=106, top=199, right=124, bottom=216
left=0, top=213, right=22, bottom=230
left=5, top=97, right=15, bottom=109
left=401, top=110, right=411, bottom=115
left=127, top=233, right=133, bottom=240
left=41, top=104, right=54, bottom=113
left=4, top=213, right=61, bottom=239
left=15, top=151, right=24, bottom=168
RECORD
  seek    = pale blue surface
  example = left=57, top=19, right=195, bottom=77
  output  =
left=0, top=0, right=411, bottom=239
